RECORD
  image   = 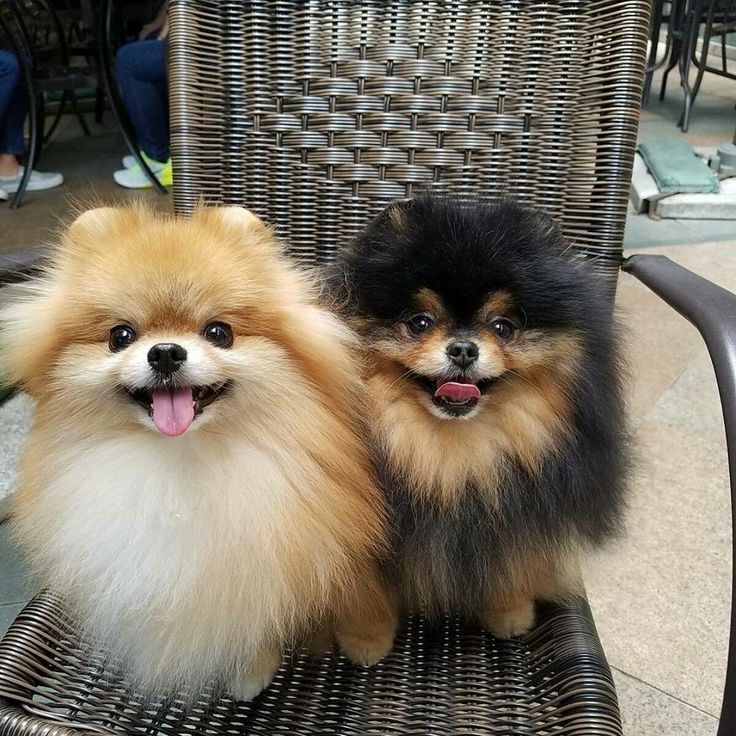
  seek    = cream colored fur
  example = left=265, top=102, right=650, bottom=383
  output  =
left=0, top=205, right=393, bottom=698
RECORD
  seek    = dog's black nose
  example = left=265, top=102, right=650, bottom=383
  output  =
left=148, top=343, right=187, bottom=375
left=447, top=340, right=479, bottom=368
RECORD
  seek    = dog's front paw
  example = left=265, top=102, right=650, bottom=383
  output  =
left=337, top=624, right=395, bottom=667
left=482, top=600, right=536, bottom=639
left=228, top=648, right=281, bottom=702
left=229, top=673, right=273, bottom=702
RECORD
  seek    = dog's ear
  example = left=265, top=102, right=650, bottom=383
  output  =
left=213, top=206, right=266, bottom=233
left=63, top=207, right=138, bottom=259
left=204, top=206, right=283, bottom=259
left=522, top=207, right=572, bottom=259
left=527, top=208, right=561, bottom=238
left=193, top=205, right=271, bottom=241
left=68, top=207, right=119, bottom=235
left=194, top=205, right=276, bottom=248
left=66, top=207, right=126, bottom=243
left=378, top=199, right=416, bottom=234
left=0, top=207, right=126, bottom=390
left=0, top=209, right=123, bottom=391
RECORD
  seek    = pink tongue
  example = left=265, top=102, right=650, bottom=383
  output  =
left=434, top=382, right=481, bottom=401
left=151, top=387, right=195, bottom=436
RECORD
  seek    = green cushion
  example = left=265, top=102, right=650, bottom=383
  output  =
left=638, top=139, right=719, bottom=194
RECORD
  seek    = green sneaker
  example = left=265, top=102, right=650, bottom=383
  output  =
left=113, top=155, right=172, bottom=189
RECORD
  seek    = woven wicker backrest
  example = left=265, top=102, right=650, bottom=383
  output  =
left=168, top=0, right=649, bottom=286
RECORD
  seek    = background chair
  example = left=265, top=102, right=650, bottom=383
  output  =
left=0, top=1, right=733, bottom=734
left=20, top=0, right=99, bottom=143
left=0, top=0, right=98, bottom=208
left=646, top=0, right=736, bottom=131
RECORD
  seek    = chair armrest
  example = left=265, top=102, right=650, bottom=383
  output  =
left=622, top=253, right=736, bottom=736
left=0, top=246, right=46, bottom=285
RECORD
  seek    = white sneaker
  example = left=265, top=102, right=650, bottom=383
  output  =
left=121, top=153, right=169, bottom=172
left=0, top=187, right=7, bottom=201
left=0, top=167, right=64, bottom=193
left=113, top=157, right=172, bottom=189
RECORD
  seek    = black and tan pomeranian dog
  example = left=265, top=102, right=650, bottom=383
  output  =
left=332, top=196, right=626, bottom=637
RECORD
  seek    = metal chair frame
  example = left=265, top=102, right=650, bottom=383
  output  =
left=96, top=0, right=168, bottom=194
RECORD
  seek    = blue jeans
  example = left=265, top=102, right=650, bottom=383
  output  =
left=0, top=49, right=28, bottom=156
left=116, top=39, right=169, bottom=162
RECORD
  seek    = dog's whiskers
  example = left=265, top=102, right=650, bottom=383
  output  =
left=385, top=368, right=415, bottom=394
left=501, top=369, right=537, bottom=390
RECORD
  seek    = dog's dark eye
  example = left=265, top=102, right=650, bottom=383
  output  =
left=109, top=325, right=137, bottom=352
left=203, top=322, right=234, bottom=349
left=490, top=318, right=515, bottom=341
left=406, top=314, right=434, bottom=335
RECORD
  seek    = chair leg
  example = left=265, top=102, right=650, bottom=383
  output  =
left=722, top=32, right=728, bottom=74
left=95, top=86, right=105, bottom=124
left=69, top=90, right=91, bottom=136
left=43, top=90, right=67, bottom=144
left=97, top=0, right=167, bottom=194
left=11, top=91, right=40, bottom=210
left=660, top=0, right=689, bottom=101
left=659, top=36, right=680, bottom=100
left=688, top=22, right=712, bottom=121
left=33, top=91, right=45, bottom=169
left=642, top=0, right=665, bottom=104
left=678, top=0, right=706, bottom=132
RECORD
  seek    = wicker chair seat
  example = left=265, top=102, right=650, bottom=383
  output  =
left=0, top=592, right=620, bottom=735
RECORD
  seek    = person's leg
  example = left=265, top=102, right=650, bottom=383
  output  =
left=0, top=49, right=27, bottom=177
left=116, top=39, right=169, bottom=162
left=0, top=48, right=63, bottom=194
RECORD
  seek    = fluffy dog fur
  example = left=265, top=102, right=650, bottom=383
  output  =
left=331, top=196, right=626, bottom=637
left=0, top=205, right=396, bottom=698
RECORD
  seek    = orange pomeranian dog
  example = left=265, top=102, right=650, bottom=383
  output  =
left=0, top=205, right=396, bottom=700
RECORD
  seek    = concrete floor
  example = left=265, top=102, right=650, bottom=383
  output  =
left=587, top=67, right=736, bottom=735
left=0, top=61, right=735, bottom=734
left=0, top=118, right=169, bottom=256
left=589, top=240, right=733, bottom=736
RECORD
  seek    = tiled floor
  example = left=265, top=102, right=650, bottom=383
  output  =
left=1, top=54, right=735, bottom=735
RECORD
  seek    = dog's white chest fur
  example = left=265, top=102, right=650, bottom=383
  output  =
left=16, top=429, right=327, bottom=689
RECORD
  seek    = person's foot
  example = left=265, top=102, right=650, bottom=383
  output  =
left=0, top=187, right=7, bottom=201
left=113, top=156, right=172, bottom=189
left=121, top=151, right=170, bottom=171
left=0, top=167, right=64, bottom=193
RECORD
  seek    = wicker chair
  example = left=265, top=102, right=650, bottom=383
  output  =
left=1, top=1, right=735, bottom=734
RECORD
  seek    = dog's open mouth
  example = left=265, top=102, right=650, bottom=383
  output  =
left=124, top=381, right=230, bottom=436
left=408, top=372, right=497, bottom=417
